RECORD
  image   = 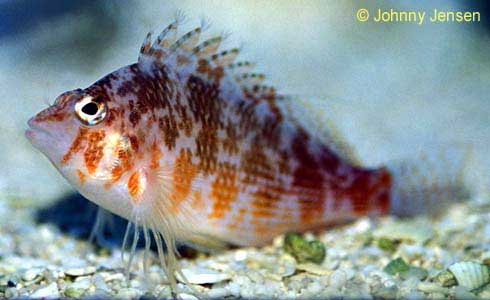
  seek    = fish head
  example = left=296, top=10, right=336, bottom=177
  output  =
left=26, top=88, right=104, bottom=168
left=25, top=76, right=144, bottom=216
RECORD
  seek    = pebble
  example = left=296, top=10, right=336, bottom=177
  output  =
left=297, top=262, right=332, bottom=275
left=373, top=221, right=434, bottom=244
left=256, top=254, right=297, bottom=280
left=402, top=290, right=426, bottom=300
left=29, top=282, right=59, bottom=299
left=329, top=269, right=353, bottom=288
left=417, top=282, right=449, bottom=294
left=372, top=285, right=398, bottom=299
left=227, top=281, right=241, bottom=297
left=104, top=272, right=125, bottom=282
left=428, top=292, right=446, bottom=299
left=154, top=285, right=172, bottom=298
left=22, top=268, right=44, bottom=281
left=64, top=266, right=96, bottom=277
left=92, top=273, right=110, bottom=292
left=4, top=287, right=19, bottom=298
left=285, top=273, right=306, bottom=291
left=234, top=249, right=248, bottom=261
left=179, top=267, right=231, bottom=284
left=304, top=280, right=323, bottom=294
left=72, top=276, right=92, bottom=289
left=43, top=269, right=62, bottom=282
left=116, top=287, right=142, bottom=300
left=206, top=287, right=231, bottom=298
left=64, top=286, right=86, bottom=298
left=177, top=293, right=199, bottom=300
left=130, top=279, right=142, bottom=288
left=450, top=286, right=479, bottom=300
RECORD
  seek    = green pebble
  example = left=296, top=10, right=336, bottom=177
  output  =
left=284, top=232, right=326, bottom=264
left=65, top=287, right=85, bottom=298
left=95, top=246, right=112, bottom=256
left=383, top=257, right=410, bottom=275
left=306, top=241, right=326, bottom=264
left=377, top=238, right=397, bottom=253
left=433, top=270, right=457, bottom=287
left=360, top=232, right=373, bottom=246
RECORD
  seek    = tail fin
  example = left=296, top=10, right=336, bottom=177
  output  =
left=387, top=145, right=472, bottom=217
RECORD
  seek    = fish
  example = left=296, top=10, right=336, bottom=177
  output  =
left=25, top=16, right=471, bottom=289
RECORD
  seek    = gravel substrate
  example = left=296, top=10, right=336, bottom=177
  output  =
left=1, top=194, right=490, bottom=299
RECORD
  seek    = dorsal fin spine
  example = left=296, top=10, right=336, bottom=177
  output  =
left=193, top=36, right=222, bottom=57
left=142, top=32, right=152, bottom=52
left=228, top=61, right=255, bottom=75
left=171, top=27, right=201, bottom=52
left=154, top=12, right=186, bottom=48
left=210, top=48, right=239, bottom=67
left=236, top=73, right=266, bottom=86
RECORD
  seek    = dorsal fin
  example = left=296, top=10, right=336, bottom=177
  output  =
left=137, top=19, right=283, bottom=102
left=284, top=97, right=362, bottom=166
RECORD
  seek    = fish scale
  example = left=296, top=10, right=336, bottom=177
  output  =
left=26, top=18, right=470, bottom=290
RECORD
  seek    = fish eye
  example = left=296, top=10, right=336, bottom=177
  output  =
left=74, top=96, right=107, bottom=126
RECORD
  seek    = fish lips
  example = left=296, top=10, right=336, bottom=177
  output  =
left=25, top=116, right=54, bottom=150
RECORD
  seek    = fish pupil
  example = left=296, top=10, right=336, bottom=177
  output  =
left=82, top=102, right=99, bottom=116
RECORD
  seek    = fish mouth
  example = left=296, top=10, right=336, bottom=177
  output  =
left=24, top=128, right=35, bottom=141
left=25, top=116, right=52, bottom=145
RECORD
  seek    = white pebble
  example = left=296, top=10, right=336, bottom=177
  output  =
left=92, top=274, right=110, bottom=291
left=417, top=282, right=449, bottom=294
left=373, top=221, right=434, bottom=244
left=428, top=292, right=447, bottom=299
left=227, top=281, right=241, bottom=297
left=403, top=290, right=427, bottom=300
left=116, top=288, right=142, bottom=300
left=64, top=266, right=96, bottom=277
left=71, top=276, right=92, bottom=290
left=104, top=272, right=125, bottom=282
left=5, top=287, right=19, bottom=298
left=22, top=268, right=44, bottom=281
left=305, top=280, right=323, bottom=294
left=206, top=287, right=231, bottom=298
left=297, top=263, right=332, bottom=276
left=234, top=250, right=248, bottom=261
left=38, top=226, right=55, bottom=241
left=29, top=282, right=59, bottom=299
left=177, top=292, right=199, bottom=300
left=329, top=270, right=348, bottom=288
left=350, top=218, right=373, bottom=233
left=179, top=267, right=231, bottom=284
left=450, top=286, right=479, bottom=300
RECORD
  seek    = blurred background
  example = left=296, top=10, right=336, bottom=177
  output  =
left=0, top=0, right=489, bottom=210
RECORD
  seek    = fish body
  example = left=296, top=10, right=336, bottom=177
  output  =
left=26, top=18, right=468, bottom=282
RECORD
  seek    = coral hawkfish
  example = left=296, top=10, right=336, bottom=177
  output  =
left=26, top=17, right=469, bottom=288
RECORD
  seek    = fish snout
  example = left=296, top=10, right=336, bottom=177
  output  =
left=25, top=113, right=56, bottom=143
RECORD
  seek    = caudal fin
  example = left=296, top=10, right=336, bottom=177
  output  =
left=387, top=145, right=472, bottom=217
